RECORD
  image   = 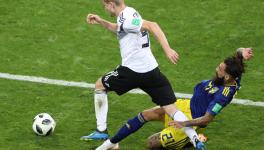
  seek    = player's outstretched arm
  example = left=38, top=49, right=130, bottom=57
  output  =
left=87, top=14, right=117, bottom=32
left=168, top=112, right=215, bottom=128
left=141, top=20, right=179, bottom=64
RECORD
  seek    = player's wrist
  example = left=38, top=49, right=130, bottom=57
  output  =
left=181, top=121, right=191, bottom=127
left=236, top=48, right=244, bottom=60
left=163, top=47, right=172, bottom=55
left=97, top=18, right=103, bottom=24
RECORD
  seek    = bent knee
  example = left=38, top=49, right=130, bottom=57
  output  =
left=142, top=107, right=165, bottom=121
left=95, top=78, right=105, bottom=90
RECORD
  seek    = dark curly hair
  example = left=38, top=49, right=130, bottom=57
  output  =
left=224, top=52, right=245, bottom=80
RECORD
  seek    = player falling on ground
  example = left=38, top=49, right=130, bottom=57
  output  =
left=81, top=0, right=205, bottom=149
left=142, top=48, right=253, bottom=149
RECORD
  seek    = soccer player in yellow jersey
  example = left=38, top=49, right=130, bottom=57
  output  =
left=144, top=48, right=253, bottom=149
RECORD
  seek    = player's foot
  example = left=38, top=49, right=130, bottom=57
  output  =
left=195, top=138, right=207, bottom=150
left=95, top=139, right=119, bottom=150
left=80, top=129, right=109, bottom=141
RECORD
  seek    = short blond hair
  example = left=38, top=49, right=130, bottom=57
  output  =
left=103, top=0, right=123, bottom=5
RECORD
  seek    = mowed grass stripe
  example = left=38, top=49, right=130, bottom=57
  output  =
left=0, top=72, right=263, bottom=107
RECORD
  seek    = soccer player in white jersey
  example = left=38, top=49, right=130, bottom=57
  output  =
left=81, top=0, right=205, bottom=149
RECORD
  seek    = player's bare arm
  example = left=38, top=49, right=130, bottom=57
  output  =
left=141, top=20, right=179, bottom=64
left=168, top=112, right=215, bottom=128
left=87, top=14, right=117, bottom=32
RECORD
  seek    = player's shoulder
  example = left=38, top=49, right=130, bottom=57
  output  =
left=202, top=80, right=210, bottom=84
left=218, top=85, right=237, bottom=97
left=122, top=7, right=141, bottom=19
left=200, top=80, right=211, bottom=86
left=124, top=7, right=138, bottom=14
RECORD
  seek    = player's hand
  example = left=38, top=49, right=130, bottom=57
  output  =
left=198, top=134, right=208, bottom=142
left=87, top=14, right=101, bottom=24
left=168, top=121, right=184, bottom=129
left=242, top=48, right=253, bottom=60
left=165, top=48, right=179, bottom=64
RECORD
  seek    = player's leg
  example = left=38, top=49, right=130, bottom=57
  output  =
left=148, top=100, right=206, bottom=150
left=95, top=68, right=198, bottom=149
left=141, top=69, right=206, bottom=149
left=82, top=66, right=136, bottom=141
left=95, top=106, right=165, bottom=149
left=96, top=112, right=147, bottom=150
left=107, top=107, right=165, bottom=142
left=81, top=77, right=109, bottom=140
left=94, top=78, right=108, bottom=132
left=95, top=66, right=143, bottom=148
left=96, top=68, right=168, bottom=149
left=142, top=106, right=165, bottom=121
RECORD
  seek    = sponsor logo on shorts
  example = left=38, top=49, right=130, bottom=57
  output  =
left=104, top=71, right=119, bottom=82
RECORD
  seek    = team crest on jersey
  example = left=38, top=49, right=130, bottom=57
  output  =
left=208, top=87, right=219, bottom=94
left=205, top=82, right=219, bottom=94
left=132, top=18, right=141, bottom=26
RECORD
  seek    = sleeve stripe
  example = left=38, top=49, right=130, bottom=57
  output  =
left=222, top=87, right=230, bottom=96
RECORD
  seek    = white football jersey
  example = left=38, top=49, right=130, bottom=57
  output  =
left=116, top=7, right=158, bottom=73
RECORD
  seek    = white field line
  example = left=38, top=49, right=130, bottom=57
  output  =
left=0, top=72, right=263, bottom=107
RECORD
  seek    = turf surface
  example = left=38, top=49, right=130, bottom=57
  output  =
left=0, top=0, right=263, bottom=149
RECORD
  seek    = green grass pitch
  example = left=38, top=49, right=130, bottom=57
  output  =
left=0, top=0, right=264, bottom=149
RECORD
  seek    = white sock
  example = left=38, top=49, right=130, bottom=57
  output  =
left=95, top=139, right=118, bottom=150
left=94, top=90, right=108, bottom=132
left=173, top=111, right=198, bottom=146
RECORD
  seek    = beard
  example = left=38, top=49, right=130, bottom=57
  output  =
left=212, top=73, right=225, bottom=86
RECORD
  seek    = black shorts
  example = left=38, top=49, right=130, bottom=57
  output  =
left=101, top=66, right=176, bottom=106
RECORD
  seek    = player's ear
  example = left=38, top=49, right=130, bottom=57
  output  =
left=224, top=74, right=230, bottom=81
